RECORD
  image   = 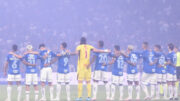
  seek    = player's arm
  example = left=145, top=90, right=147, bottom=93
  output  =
left=24, top=51, right=39, bottom=55
left=92, top=48, right=111, bottom=53
left=87, top=55, right=97, bottom=69
left=126, top=60, right=136, bottom=66
left=150, top=58, right=158, bottom=66
left=21, top=59, right=36, bottom=66
left=3, top=61, right=8, bottom=76
left=9, top=52, right=22, bottom=59
left=44, top=57, right=58, bottom=67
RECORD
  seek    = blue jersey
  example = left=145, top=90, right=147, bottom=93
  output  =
left=39, top=50, right=56, bottom=68
left=23, top=53, right=40, bottom=74
left=141, top=50, right=157, bottom=73
left=6, top=54, right=21, bottom=75
left=166, top=52, right=177, bottom=75
left=155, top=52, right=166, bottom=74
left=112, top=55, right=125, bottom=76
left=94, top=51, right=111, bottom=71
left=57, top=51, right=70, bottom=74
left=126, top=51, right=140, bottom=74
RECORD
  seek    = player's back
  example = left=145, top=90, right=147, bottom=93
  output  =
left=142, top=50, right=156, bottom=73
left=39, top=50, right=56, bottom=68
left=7, top=54, right=21, bottom=74
left=57, top=50, right=70, bottom=74
left=112, top=55, right=125, bottom=76
left=24, top=53, right=39, bottom=73
left=127, top=51, right=139, bottom=74
left=76, top=44, right=94, bottom=66
left=155, top=52, right=166, bottom=74
left=166, top=52, right=177, bottom=74
left=94, top=51, right=110, bottom=71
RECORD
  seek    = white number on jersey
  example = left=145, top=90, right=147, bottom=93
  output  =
left=130, top=54, right=138, bottom=64
left=64, top=57, right=69, bottom=66
left=99, top=54, right=108, bottom=63
left=117, top=56, right=124, bottom=69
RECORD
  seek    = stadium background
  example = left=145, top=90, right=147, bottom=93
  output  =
left=0, top=0, right=180, bottom=83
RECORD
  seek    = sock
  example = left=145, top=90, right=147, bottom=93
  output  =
left=56, top=84, right=61, bottom=99
left=92, top=82, right=98, bottom=99
left=136, top=85, right=140, bottom=99
left=173, top=85, right=178, bottom=98
left=87, top=83, right=91, bottom=98
left=7, top=85, right=12, bottom=101
left=35, top=91, right=39, bottom=101
left=119, top=85, right=123, bottom=100
left=78, top=83, right=83, bottom=98
left=168, top=85, right=173, bottom=98
left=50, top=86, right=54, bottom=100
left=41, top=86, right=46, bottom=99
left=150, top=85, right=155, bottom=98
left=128, top=85, right=133, bottom=99
left=26, top=91, right=30, bottom=101
left=66, top=84, right=70, bottom=100
left=110, top=84, right=115, bottom=100
left=162, top=84, right=167, bottom=98
left=17, top=86, right=22, bottom=101
left=105, top=83, right=110, bottom=99
left=142, top=85, right=149, bottom=98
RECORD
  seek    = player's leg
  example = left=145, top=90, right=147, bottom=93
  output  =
left=47, top=68, right=54, bottom=100
left=172, top=75, right=178, bottom=100
left=6, top=75, right=13, bottom=101
left=25, top=74, right=31, bottom=101
left=155, top=74, right=161, bottom=100
left=55, top=73, right=63, bottom=100
left=76, top=72, right=84, bottom=101
left=141, top=73, right=150, bottom=100
left=134, top=74, right=140, bottom=100
left=16, top=75, right=22, bottom=101
left=126, top=80, right=133, bottom=100
left=65, top=73, right=71, bottom=101
left=85, top=70, right=92, bottom=101
left=161, top=74, right=168, bottom=99
left=110, top=75, right=117, bottom=101
left=40, top=68, right=47, bottom=100
left=92, top=71, right=100, bottom=100
left=33, top=74, right=39, bottom=101
left=103, top=71, right=110, bottom=101
left=119, top=76, right=124, bottom=100
left=167, top=73, right=173, bottom=100
left=149, top=73, right=157, bottom=99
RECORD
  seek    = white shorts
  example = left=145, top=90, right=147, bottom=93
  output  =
left=57, top=73, right=70, bottom=83
left=142, top=72, right=157, bottom=85
left=25, top=74, right=38, bottom=85
left=167, top=73, right=177, bottom=82
left=156, top=74, right=167, bottom=83
left=127, top=73, right=139, bottom=82
left=7, top=74, right=21, bottom=82
left=112, top=75, right=124, bottom=85
left=93, top=71, right=109, bottom=82
left=40, top=67, right=53, bottom=82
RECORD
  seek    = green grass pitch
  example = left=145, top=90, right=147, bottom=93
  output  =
left=0, top=85, right=179, bottom=101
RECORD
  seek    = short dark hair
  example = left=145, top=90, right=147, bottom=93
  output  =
left=155, top=44, right=161, bottom=50
left=12, top=44, right=18, bottom=52
left=168, top=43, right=174, bottom=50
left=143, top=42, right=149, bottom=46
left=61, top=42, right=67, bottom=48
left=39, top=43, right=45, bottom=49
left=98, top=40, right=104, bottom=48
left=114, top=45, right=120, bottom=51
left=80, top=37, right=86, bottom=44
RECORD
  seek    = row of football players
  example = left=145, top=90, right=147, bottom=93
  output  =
left=3, top=41, right=179, bottom=101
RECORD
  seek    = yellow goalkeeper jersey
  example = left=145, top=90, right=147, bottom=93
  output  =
left=76, top=44, right=94, bottom=73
